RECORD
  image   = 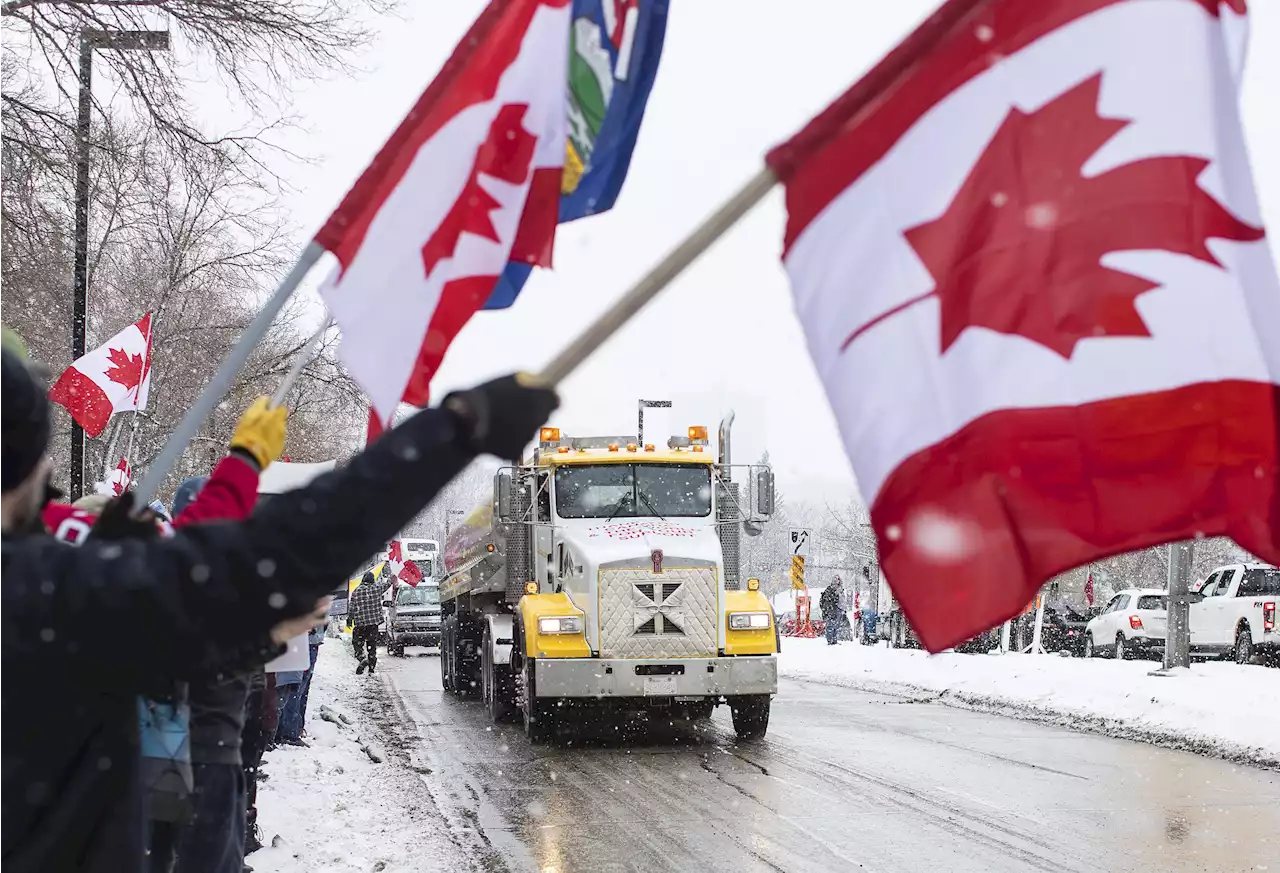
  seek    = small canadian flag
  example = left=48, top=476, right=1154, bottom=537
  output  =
left=49, top=312, right=154, bottom=437
left=386, top=540, right=425, bottom=587
left=109, top=457, right=132, bottom=496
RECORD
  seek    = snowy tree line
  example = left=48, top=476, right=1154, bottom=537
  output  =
left=2, top=0, right=391, bottom=499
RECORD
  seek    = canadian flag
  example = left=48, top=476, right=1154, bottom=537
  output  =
left=318, top=0, right=570, bottom=431
left=386, top=540, right=425, bottom=587
left=1084, top=572, right=1095, bottom=608
left=49, top=312, right=154, bottom=437
left=768, top=0, right=1279, bottom=651
left=108, top=457, right=132, bottom=496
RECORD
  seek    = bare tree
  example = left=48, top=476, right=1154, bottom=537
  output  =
left=2, top=0, right=393, bottom=176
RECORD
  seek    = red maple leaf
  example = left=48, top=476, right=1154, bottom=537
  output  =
left=842, top=74, right=1264, bottom=358
left=422, top=102, right=537, bottom=278
left=104, top=346, right=146, bottom=390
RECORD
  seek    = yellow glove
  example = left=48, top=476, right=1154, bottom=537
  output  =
left=230, top=397, right=287, bottom=470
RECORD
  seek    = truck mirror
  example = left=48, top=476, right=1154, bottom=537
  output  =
left=756, top=469, right=775, bottom=516
left=496, top=470, right=513, bottom=521
left=743, top=520, right=765, bottom=537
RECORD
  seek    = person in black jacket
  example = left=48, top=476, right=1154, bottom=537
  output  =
left=819, top=578, right=845, bottom=646
left=0, top=348, right=558, bottom=873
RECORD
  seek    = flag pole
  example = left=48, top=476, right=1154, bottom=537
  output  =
left=271, top=319, right=331, bottom=407
left=537, top=167, right=777, bottom=386
left=131, top=242, right=326, bottom=505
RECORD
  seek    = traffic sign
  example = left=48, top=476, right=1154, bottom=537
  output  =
left=790, top=528, right=811, bottom=557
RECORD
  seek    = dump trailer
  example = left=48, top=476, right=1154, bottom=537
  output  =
left=439, top=408, right=779, bottom=742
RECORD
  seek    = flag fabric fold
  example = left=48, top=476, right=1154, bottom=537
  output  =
left=317, top=0, right=572, bottom=430
left=49, top=312, right=153, bottom=437
left=769, top=0, right=1279, bottom=651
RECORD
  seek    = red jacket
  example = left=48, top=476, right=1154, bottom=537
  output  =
left=43, top=455, right=260, bottom=542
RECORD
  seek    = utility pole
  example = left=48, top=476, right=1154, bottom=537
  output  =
left=637, top=399, right=671, bottom=446
left=70, top=28, right=170, bottom=499
left=1162, top=540, right=1195, bottom=670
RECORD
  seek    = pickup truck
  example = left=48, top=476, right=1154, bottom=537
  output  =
left=1190, top=563, right=1279, bottom=665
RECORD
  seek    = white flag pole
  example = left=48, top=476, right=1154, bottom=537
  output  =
left=537, top=167, right=777, bottom=386
left=131, top=243, right=325, bottom=506
left=271, top=319, right=332, bottom=407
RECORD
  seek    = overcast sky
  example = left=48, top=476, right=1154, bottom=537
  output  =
left=184, top=1, right=1280, bottom=503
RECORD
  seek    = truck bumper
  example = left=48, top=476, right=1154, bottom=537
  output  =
left=391, top=630, right=440, bottom=647
left=534, top=656, right=777, bottom=699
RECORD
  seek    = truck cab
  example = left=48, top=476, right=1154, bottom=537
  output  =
left=439, top=411, right=778, bottom=742
left=1190, top=563, right=1279, bottom=664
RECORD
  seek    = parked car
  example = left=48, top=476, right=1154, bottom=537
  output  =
left=1084, top=588, right=1168, bottom=659
left=1190, top=563, right=1280, bottom=665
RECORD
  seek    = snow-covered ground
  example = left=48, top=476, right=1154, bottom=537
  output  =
left=248, top=642, right=468, bottom=873
left=779, top=637, right=1280, bottom=767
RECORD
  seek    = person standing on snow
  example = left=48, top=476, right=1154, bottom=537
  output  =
left=2, top=347, right=559, bottom=873
left=820, top=577, right=845, bottom=646
left=348, top=570, right=392, bottom=675
left=295, top=622, right=326, bottom=736
left=42, top=403, right=293, bottom=873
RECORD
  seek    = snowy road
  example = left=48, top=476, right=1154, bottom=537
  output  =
left=377, top=651, right=1278, bottom=873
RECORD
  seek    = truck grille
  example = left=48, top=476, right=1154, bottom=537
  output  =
left=598, top=565, right=718, bottom=658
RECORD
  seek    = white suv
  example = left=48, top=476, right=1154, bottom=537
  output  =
left=1084, top=588, right=1168, bottom=660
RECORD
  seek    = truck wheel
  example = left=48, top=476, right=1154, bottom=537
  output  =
left=517, top=646, right=556, bottom=744
left=440, top=622, right=455, bottom=692
left=483, top=625, right=515, bottom=724
left=730, top=695, right=771, bottom=740
left=1235, top=626, right=1255, bottom=665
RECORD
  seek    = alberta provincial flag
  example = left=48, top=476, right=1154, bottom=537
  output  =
left=483, top=0, right=670, bottom=309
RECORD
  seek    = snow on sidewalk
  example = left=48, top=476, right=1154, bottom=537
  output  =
left=779, top=637, right=1280, bottom=766
left=249, top=641, right=469, bottom=873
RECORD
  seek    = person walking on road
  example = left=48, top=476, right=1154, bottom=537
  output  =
left=820, top=577, right=845, bottom=646
left=349, top=570, right=392, bottom=675
left=2, top=345, right=560, bottom=873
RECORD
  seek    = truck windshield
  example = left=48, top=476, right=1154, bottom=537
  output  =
left=555, top=464, right=713, bottom=519
left=396, top=586, right=440, bottom=606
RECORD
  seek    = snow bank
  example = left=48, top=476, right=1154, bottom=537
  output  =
left=249, top=643, right=465, bottom=873
left=779, top=638, right=1280, bottom=766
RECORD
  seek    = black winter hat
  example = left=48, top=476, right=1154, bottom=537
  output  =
left=2, top=347, right=52, bottom=493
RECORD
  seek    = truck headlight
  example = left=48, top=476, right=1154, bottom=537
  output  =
left=537, top=616, right=583, bottom=635
left=728, top=612, right=771, bottom=630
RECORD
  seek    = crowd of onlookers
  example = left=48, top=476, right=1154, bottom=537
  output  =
left=2, top=335, right=559, bottom=872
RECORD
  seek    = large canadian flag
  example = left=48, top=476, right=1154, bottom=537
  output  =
left=386, top=540, right=425, bottom=587
left=317, top=0, right=570, bottom=429
left=768, top=0, right=1280, bottom=651
left=48, top=312, right=154, bottom=437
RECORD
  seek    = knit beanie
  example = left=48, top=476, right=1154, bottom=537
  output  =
left=2, top=347, right=52, bottom=493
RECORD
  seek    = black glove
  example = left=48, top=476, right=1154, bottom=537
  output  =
left=443, top=373, right=559, bottom=461
left=91, top=492, right=162, bottom=541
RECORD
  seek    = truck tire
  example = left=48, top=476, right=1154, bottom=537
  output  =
left=730, top=695, right=770, bottom=740
left=515, top=627, right=556, bottom=743
left=483, top=625, right=515, bottom=723
left=1235, top=625, right=1255, bottom=665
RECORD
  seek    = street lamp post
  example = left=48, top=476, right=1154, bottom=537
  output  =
left=70, top=27, right=170, bottom=499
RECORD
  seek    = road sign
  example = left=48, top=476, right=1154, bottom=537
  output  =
left=790, top=528, right=811, bottom=557
left=790, top=555, right=806, bottom=589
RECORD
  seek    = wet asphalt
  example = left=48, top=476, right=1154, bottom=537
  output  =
left=377, top=650, right=1279, bottom=873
